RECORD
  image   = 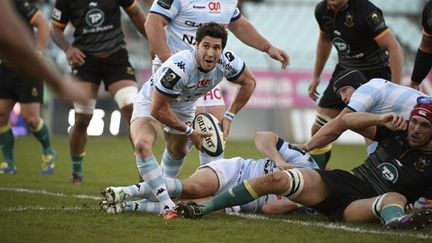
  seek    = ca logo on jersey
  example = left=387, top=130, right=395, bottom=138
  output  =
left=377, top=163, right=399, bottom=184
left=85, top=8, right=104, bottom=27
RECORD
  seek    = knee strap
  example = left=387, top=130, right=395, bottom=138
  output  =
left=114, top=86, right=138, bottom=109
left=281, top=169, right=304, bottom=200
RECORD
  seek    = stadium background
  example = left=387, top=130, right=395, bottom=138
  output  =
left=13, top=0, right=432, bottom=144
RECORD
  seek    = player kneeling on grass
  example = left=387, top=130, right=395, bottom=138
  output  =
left=175, top=101, right=432, bottom=230
left=129, top=22, right=256, bottom=219
left=99, top=131, right=318, bottom=215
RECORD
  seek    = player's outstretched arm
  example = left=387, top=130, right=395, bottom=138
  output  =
left=309, top=31, right=332, bottom=101
left=124, top=2, right=147, bottom=39
left=253, top=131, right=293, bottom=170
left=228, top=15, right=289, bottom=69
left=411, top=35, right=432, bottom=89
left=375, top=30, right=403, bottom=84
left=303, top=107, right=352, bottom=152
left=145, top=13, right=171, bottom=62
left=222, top=66, right=256, bottom=139
left=0, top=0, right=85, bottom=101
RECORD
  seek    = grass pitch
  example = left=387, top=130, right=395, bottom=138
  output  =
left=0, top=135, right=431, bottom=242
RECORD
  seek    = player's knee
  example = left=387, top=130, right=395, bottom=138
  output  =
left=260, top=171, right=291, bottom=194
left=280, top=169, right=305, bottom=200
left=74, top=115, right=92, bottom=131
left=381, top=192, right=407, bottom=206
left=21, top=113, right=40, bottom=128
left=312, top=113, right=332, bottom=134
left=133, top=137, right=153, bottom=156
left=114, top=86, right=137, bottom=110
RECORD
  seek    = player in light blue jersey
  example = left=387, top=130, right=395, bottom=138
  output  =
left=100, top=131, right=318, bottom=215
left=301, top=69, right=427, bottom=159
left=145, top=0, right=289, bottom=167
left=130, top=23, right=256, bottom=219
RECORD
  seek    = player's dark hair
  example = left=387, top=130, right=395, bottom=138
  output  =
left=333, top=69, right=367, bottom=96
left=196, top=22, right=228, bottom=49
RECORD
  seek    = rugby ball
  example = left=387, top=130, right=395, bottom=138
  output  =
left=192, top=112, right=225, bottom=156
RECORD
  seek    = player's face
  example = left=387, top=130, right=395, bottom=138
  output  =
left=337, top=86, right=355, bottom=104
left=408, top=116, right=432, bottom=148
left=326, top=0, right=348, bottom=11
left=196, top=36, right=223, bottom=72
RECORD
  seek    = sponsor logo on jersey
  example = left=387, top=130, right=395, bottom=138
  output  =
left=126, top=67, right=135, bottom=76
left=332, top=37, right=350, bottom=55
left=157, top=0, right=173, bottom=10
left=52, top=8, right=61, bottom=21
left=414, top=157, right=431, bottom=172
left=197, top=79, right=211, bottom=88
left=193, top=5, right=206, bottom=9
left=377, top=163, right=399, bottom=183
left=31, top=87, right=38, bottom=97
left=85, top=8, right=104, bottom=27
left=208, top=1, right=221, bottom=12
left=175, top=61, right=185, bottom=72
left=160, top=68, right=181, bottom=89
left=89, top=2, right=97, bottom=7
left=344, top=13, right=354, bottom=27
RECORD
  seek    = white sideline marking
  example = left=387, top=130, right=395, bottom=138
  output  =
left=0, top=187, right=101, bottom=201
left=2, top=206, right=91, bottom=212
left=230, top=213, right=432, bottom=240
left=2, top=187, right=431, bottom=239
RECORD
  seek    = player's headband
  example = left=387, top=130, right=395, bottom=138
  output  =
left=410, top=96, right=432, bottom=125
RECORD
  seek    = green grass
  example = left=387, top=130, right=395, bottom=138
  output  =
left=0, top=136, right=430, bottom=242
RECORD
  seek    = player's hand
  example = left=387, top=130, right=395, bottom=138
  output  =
left=267, top=46, right=289, bottom=69
left=187, top=129, right=212, bottom=151
left=275, top=160, right=294, bottom=170
left=221, top=117, right=232, bottom=140
left=294, top=143, right=310, bottom=152
left=66, top=46, right=86, bottom=67
left=308, top=78, right=320, bottom=101
left=381, top=113, right=407, bottom=131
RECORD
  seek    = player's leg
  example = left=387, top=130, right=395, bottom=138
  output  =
left=131, top=115, right=176, bottom=212
left=68, top=82, right=99, bottom=183
left=177, top=168, right=329, bottom=218
left=21, top=102, right=57, bottom=174
left=195, top=86, right=225, bottom=165
left=0, top=99, right=16, bottom=174
left=162, top=132, right=190, bottom=178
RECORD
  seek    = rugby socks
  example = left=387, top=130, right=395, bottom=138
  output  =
left=161, top=148, right=184, bottom=178
left=380, top=204, right=404, bottom=224
left=71, top=153, right=84, bottom=177
left=309, top=144, right=332, bottom=169
left=136, top=156, right=175, bottom=209
left=126, top=177, right=183, bottom=200
left=199, top=151, right=224, bottom=165
left=30, top=119, right=54, bottom=155
left=199, top=180, right=258, bottom=215
left=0, top=124, right=14, bottom=168
left=126, top=199, right=165, bottom=214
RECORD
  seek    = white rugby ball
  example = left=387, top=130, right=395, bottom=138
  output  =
left=192, top=112, right=225, bottom=156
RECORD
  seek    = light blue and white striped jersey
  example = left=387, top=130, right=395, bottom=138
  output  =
left=150, top=0, right=241, bottom=64
left=139, top=48, right=245, bottom=109
left=347, top=78, right=426, bottom=119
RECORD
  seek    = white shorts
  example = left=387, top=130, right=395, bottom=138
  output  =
left=131, top=94, right=195, bottom=134
left=199, top=157, right=278, bottom=213
left=198, top=157, right=244, bottom=194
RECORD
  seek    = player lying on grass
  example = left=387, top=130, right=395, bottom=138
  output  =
left=99, top=131, right=318, bottom=215
left=176, top=102, right=432, bottom=230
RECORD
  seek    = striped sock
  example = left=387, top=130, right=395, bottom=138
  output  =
left=126, top=177, right=183, bottom=200
left=161, top=148, right=184, bottom=178
left=125, top=199, right=165, bottom=214
left=136, top=156, right=175, bottom=209
left=199, top=151, right=224, bottom=165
